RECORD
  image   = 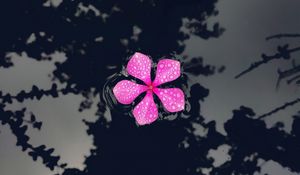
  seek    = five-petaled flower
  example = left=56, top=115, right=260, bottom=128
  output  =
left=113, top=52, right=185, bottom=125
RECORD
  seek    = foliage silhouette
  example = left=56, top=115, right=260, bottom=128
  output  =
left=258, top=98, right=300, bottom=119
left=210, top=106, right=300, bottom=174
left=276, top=60, right=300, bottom=88
left=235, top=44, right=300, bottom=79
left=235, top=33, right=300, bottom=120
left=266, top=33, right=300, bottom=40
left=0, top=105, right=64, bottom=170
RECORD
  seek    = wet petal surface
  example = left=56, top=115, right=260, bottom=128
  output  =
left=153, top=59, right=181, bottom=86
left=133, top=91, right=158, bottom=125
left=153, top=88, right=184, bottom=112
left=126, top=52, right=152, bottom=85
left=113, top=80, right=147, bottom=104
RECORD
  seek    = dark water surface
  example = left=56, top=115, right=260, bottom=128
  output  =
left=0, top=0, right=300, bottom=175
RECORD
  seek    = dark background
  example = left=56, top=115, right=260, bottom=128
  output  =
left=0, top=0, right=300, bottom=175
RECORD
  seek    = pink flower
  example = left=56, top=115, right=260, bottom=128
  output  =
left=113, top=52, right=185, bottom=125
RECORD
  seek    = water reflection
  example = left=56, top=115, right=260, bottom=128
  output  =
left=0, top=0, right=299, bottom=175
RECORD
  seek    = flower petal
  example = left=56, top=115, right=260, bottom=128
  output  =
left=153, top=88, right=185, bottom=112
left=126, top=52, right=152, bottom=85
left=113, top=80, right=147, bottom=104
left=133, top=91, right=158, bottom=125
left=153, top=59, right=181, bottom=86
